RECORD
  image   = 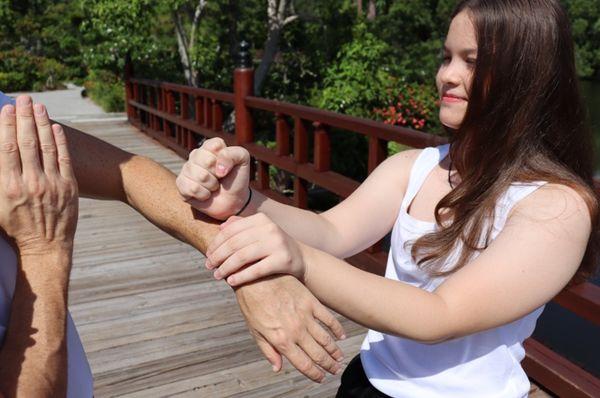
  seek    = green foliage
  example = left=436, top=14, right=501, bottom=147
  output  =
left=563, top=0, right=600, bottom=79
left=311, top=23, right=397, bottom=118
left=84, top=69, right=125, bottom=112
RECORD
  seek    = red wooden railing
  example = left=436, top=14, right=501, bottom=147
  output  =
left=124, top=48, right=600, bottom=397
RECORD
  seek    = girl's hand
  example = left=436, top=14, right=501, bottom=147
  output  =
left=0, top=97, right=78, bottom=257
left=176, top=137, right=251, bottom=220
left=206, top=213, right=306, bottom=286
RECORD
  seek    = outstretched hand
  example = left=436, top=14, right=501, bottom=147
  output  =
left=235, top=275, right=346, bottom=383
left=0, top=96, right=78, bottom=257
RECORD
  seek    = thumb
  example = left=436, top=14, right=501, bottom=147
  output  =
left=215, top=146, right=250, bottom=178
left=255, top=336, right=283, bottom=372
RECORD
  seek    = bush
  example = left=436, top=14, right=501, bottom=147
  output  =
left=84, top=69, right=125, bottom=112
left=0, top=48, right=70, bottom=92
left=0, top=71, right=28, bottom=92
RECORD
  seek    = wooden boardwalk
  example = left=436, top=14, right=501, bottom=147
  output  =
left=67, top=119, right=550, bottom=397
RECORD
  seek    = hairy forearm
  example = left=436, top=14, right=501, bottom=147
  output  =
left=0, top=251, right=71, bottom=397
left=301, top=244, right=451, bottom=343
left=59, top=122, right=219, bottom=250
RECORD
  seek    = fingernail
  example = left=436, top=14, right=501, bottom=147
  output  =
left=213, top=270, right=222, bottom=280
left=17, top=96, right=31, bottom=106
left=227, top=276, right=235, bottom=285
left=272, top=365, right=278, bottom=372
left=216, top=163, right=227, bottom=175
left=34, top=104, right=45, bottom=115
left=3, top=105, right=15, bottom=115
left=335, top=367, right=342, bottom=375
left=337, top=356, right=344, bottom=362
left=340, top=334, right=347, bottom=340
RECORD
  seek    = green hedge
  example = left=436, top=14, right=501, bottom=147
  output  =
left=84, top=70, right=125, bottom=112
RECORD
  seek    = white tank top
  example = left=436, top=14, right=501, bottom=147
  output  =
left=360, top=144, right=546, bottom=398
left=0, top=92, right=94, bottom=397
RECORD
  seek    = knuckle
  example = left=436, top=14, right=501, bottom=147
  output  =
left=298, top=359, right=313, bottom=373
left=40, top=143, right=57, bottom=154
left=58, top=154, right=72, bottom=165
left=0, top=141, right=18, bottom=153
left=19, top=138, right=37, bottom=149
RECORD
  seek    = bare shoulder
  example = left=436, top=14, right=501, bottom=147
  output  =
left=509, top=182, right=593, bottom=236
left=381, top=148, right=423, bottom=174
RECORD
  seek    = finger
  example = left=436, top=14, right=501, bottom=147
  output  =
left=207, top=213, right=269, bottom=255
left=183, top=161, right=220, bottom=192
left=213, top=241, right=267, bottom=279
left=219, top=215, right=243, bottom=230
left=307, top=320, right=344, bottom=362
left=255, top=334, right=283, bottom=372
left=52, top=124, right=75, bottom=180
left=177, top=173, right=212, bottom=201
left=215, top=146, right=250, bottom=178
left=284, top=344, right=325, bottom=383
left=188, top=147, right=218, bottom=174
left=200, top=137, right=226, bottom=155
left=313, top=304, right=346, bottom=340
left=33, top=104, right=58, bottom=175
left=226, top=256, right=283, bottom=287
left=0, top=105, right=20, bottom=176
left=298, top=332, right=341, bottom=376
left=15, top=96, right=42, bottom=175
left=208, top=223, right=271, bottom=269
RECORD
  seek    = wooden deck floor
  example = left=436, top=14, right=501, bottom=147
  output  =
left=67, top=119, right=550, bottom=397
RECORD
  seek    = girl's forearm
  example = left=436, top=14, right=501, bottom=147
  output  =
left=243, top=190, right=345, bottom=256
left=301, top=244, right=452, bottom=343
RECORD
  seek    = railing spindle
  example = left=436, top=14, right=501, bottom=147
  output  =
left=212, top=99, right=223, bottom=132
left=368, top=136, right=387, bottom=173
left=275, top=113, right=290, bottom=156
left=194, top=96, right=203, bottom=126
left=313, top=122, right=330, bottom=172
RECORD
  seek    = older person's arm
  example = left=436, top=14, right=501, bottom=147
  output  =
left=58, top=119, right=345, bottom=382
left=0, top=99, right=77, bottom=397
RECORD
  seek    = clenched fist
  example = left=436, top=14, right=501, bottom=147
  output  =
left=176, top=137, right=251, bottom=220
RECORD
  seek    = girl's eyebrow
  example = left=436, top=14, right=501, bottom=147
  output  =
left=442, top=45, right=478, bottom=56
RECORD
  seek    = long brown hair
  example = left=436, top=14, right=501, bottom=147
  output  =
left=411, top=0, right=599, bottom=282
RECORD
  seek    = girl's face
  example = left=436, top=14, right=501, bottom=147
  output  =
left=436, top=10, right=478, bottom=130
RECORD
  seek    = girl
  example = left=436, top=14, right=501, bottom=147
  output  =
left=176, top=0, right=598, bottom=396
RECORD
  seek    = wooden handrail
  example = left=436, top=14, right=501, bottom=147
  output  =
left=245, top=96, right=446, bottom=148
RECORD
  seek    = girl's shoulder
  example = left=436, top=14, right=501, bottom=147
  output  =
left=508, top=182, right=592, bottom=233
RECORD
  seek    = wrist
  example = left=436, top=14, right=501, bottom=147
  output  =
left=19, top=249, right=73, bottom=288
left=298, top=243, right=315, bottom=285
left=234, top=187, right=253, bottom=217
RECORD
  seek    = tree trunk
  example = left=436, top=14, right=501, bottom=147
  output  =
left=254, top=26, right=282, bottom=96
left=367, top=0, right=376, bottom=20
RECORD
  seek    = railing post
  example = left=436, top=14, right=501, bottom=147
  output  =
left=124, top=53, right=134, bottom=120
left=234, top=41, right=254, bottom=145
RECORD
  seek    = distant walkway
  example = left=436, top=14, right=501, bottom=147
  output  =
left=8, top=84, right=125, bottom=123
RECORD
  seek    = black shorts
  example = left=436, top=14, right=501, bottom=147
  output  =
left=336, top=354, right=392, bottom=398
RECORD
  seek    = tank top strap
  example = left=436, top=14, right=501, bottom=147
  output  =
left=400, top=144, right=451, bottom=212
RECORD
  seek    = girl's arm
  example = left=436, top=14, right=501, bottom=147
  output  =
left=208, top=184, right=591, bottom=342
left=177, top=137, right=421, bottom=258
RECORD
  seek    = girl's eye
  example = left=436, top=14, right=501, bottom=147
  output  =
left=466, top=58, right=477, bottom=65
left=442, top=56, right=451, bottom=64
